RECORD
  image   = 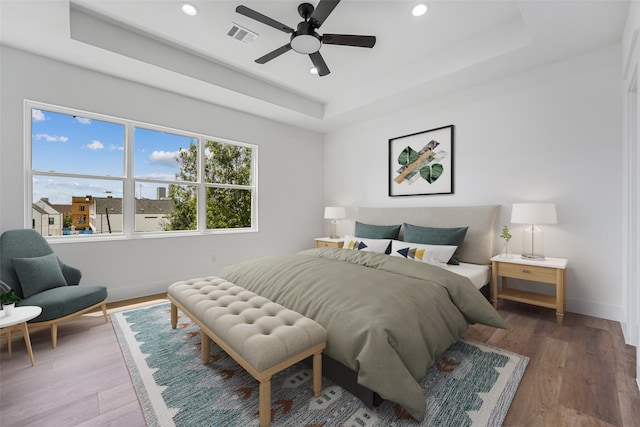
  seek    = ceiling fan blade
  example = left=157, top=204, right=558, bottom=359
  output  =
left=309, top=0, right=340, bottom=28
left=322, top=34, right=376, bottom=48
left=255, top=44, right=292, bottom=64
left=309, top=51, right=330, bottom=76
left=236, top=5, right=294, bottom=34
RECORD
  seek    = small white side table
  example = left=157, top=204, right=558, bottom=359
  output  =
left=0, top=306, right=42, bottom=366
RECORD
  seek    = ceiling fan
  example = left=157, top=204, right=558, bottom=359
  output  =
left=236, top=0, right=376, bottom=76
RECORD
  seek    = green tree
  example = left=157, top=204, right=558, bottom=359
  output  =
left=163, top=140, right=253, bottom=231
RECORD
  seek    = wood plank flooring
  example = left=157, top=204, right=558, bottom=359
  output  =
left=1, top=296, right=638, bottom=426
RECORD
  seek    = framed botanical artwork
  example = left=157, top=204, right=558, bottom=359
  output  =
left=388, top=125, right=454, bottom=197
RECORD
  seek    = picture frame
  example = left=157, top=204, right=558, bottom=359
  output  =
left=388, top=125, right=454, bottom=197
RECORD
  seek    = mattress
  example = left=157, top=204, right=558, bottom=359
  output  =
left=440, top=262, right=491, bottom=289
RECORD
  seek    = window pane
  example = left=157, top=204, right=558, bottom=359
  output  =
left=31, top=108, right=124, bottom=176
left=206, top=187, right=252, bottom=229
left=32, top=176, right=123, bottom=236
left=204, top=140, right=252, bottom=185
left=134, top=128, right=197, bottom=182
left=93, top=195, right=124, bottom=235
left=160, top=184, right=198, bottom=231
left=134, top=181, right=175, bottom=232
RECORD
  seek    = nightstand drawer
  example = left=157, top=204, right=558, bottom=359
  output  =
left=496, top=262, right=557, bottom=284
left=316, top=240, right=343, bottom=248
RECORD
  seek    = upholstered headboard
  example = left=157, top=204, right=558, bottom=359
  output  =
left=356, top=205, right=500, bottom=265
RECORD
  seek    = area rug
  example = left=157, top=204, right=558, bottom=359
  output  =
left=111, top=302, right=528, bottom=427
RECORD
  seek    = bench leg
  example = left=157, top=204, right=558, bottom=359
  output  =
left=313, top=352, right=322, bottom=397
left=259, top=378, right=272, bottom=427
left=170, top=303, right=178, bottom=329
left=201, top=332, right=210, bottom=364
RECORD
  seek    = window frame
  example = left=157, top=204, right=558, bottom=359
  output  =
left=25, top=100, right=258, bottom=240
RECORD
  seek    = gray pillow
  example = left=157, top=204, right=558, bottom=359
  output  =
left=12, top=253, right=67, bottom=298
left=403, top=223, right=469, bottom=265
left=355, top=222, right=401, bottom=239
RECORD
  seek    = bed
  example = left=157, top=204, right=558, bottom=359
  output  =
left=218, top=205, right=506, bottom=421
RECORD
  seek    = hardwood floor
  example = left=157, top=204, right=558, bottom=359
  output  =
left=1, top=296, right=638, bottom=426
left=465, top=301, right=640, bottom=427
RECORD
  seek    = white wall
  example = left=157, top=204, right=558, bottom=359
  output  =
left=0, top=46, right=325, bottom=301
left=324, top=43, right=623, bottom=322
left=622, top=0, right=640, bottom=387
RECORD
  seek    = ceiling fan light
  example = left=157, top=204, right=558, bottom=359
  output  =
left=180, top=2, right=199, bottom=16
left=412, top=3, right=429, bottom=17
left=291, top=34, right=321, bottom=54
left=309, top=67, right=318, bottom=75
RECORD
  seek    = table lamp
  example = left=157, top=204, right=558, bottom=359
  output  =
left=511, top=203, right=557, bottom=260
left=324, top=207, right=345, bottom=239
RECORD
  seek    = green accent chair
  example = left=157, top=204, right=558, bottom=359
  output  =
left=0, top=229, right=108, bottom=348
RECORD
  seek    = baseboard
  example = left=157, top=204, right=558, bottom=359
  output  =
left=566, top=297, right=622, bottom=322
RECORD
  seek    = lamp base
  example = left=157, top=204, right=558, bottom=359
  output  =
left=329, top=219, right=340, bottom=240
left=521, top=254, right=546, bottom=261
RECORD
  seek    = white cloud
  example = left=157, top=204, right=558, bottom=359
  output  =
left=86, top=140, right=104, bottom=150
left=109, top=144, right=124, bottom=151
left=137, top=172, right=175, bottom=181
left=32, top=109, right=46, bottom=122
left=34, top=133, right=68, bottom=142
left=149, top=150, right=180, bottom=167
left=75, top=117, right=91, bottom=125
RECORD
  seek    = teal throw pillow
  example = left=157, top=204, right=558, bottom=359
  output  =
left=403, top=223, right=469, bottom=265
left=355, top=222, right=401, bottom=240
left=12, top=253, right=68, bottom=298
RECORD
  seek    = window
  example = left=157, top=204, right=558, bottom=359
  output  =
left=27, top=101, right=257, bottom=238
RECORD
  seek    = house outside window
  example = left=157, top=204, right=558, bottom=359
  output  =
left=27, top=101, right=257, bottom=238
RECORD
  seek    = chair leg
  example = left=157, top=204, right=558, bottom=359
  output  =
left=51, top=324, right=58, bottom=349
left=101, top=303, right=109, bottom=322
left=7, top=329, right=12, bottom=359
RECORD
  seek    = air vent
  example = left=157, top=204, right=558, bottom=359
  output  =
left=227, top=23, right=258, bottom=44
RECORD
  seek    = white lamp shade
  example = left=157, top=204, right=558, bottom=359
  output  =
left=511, top=203, right=557, bottom=225
left=324, top=206, right=345, bottom=219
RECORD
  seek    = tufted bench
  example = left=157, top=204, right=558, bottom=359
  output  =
left=167, top=276, right=327, bottom=427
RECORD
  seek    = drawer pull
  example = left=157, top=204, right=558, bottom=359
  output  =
left=522, top=269, right=530, bottom=273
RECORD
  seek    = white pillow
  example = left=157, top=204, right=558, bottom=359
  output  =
left=390, top=240, right=457, bottom=265
left=343, top=235, right=391, bottom=253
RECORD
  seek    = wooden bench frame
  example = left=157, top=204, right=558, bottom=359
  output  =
left=168, top=295, right=326, bottom=427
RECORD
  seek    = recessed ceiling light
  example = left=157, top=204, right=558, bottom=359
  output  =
left=181, top=2, right=199, bottom=16
left=412, top=3, right=428, bottom=17
left=309, top=67, right=319, bottom=75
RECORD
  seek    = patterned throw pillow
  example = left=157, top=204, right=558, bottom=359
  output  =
left=343, top=235, right=391, bottom=254
left=402, top=224, right=468, bottom=265
left=390, top=240, right=457, bottom=265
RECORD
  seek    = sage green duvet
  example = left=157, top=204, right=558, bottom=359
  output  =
left=218, top=248, right=507, bottom=421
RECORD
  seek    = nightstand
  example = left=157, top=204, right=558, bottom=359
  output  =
left=491, top=255, right=568, bottom=325
left=314, top=237, right=344, bottom=248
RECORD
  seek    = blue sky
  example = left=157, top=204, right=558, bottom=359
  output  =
left=31, top=108, right=194, bottom=204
